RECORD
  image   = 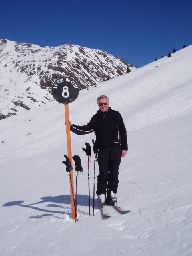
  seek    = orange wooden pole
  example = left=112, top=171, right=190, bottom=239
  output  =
left=65, top=104, right=76, bottom=220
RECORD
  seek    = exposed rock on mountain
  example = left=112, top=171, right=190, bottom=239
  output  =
left=0, top=39, right=136, bottom=119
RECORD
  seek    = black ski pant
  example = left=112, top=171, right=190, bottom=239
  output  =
left=96, top=145, right=122, bottom=195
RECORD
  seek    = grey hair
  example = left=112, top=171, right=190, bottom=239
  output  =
left=97, top=95, right=109, bottom=104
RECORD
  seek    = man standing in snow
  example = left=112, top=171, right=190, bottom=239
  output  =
left=70, top=95, right=128, bottom=204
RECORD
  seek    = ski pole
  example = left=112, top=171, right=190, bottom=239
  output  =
left=88, top=155, right=90, bottom=216
left=93, top=156, right=95, bottom=216
left=73, top=155, right=83, bottom=222
left=82, top=143, right=91, bottom=215
left=62, top=155, right=76, bottom=220
left=92, top=140, right=98, bottom=216
left=75, top=174, right=77, bottom=222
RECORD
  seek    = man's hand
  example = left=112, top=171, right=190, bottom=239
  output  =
left=122, top=150, right=127, bottom=158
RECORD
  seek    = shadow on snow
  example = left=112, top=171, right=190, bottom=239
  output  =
left=3, top=195, right=98, bottom=219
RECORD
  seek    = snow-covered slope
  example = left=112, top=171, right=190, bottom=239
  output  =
left=0, top=45, right=192, bottom=256
left=0, top=39, right=136, bottom=120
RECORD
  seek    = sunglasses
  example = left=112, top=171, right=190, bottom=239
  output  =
left=98, top=103, right=108, bottom=106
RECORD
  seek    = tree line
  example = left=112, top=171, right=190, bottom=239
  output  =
left=155, top=45, right=188, bottom=61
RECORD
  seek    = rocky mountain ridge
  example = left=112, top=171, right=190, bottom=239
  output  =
left=0, top=39, right=137, bottom=120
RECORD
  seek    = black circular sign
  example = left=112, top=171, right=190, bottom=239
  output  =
left=52, top=76, right=79, bottom=104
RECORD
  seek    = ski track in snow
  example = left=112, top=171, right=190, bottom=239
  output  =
left=0, top=46, right=192, bottom=256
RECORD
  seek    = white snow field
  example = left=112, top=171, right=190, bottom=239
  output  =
left=0, top=46, right=192, bottom=256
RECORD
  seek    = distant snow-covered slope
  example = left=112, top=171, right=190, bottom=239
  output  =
left=0, top=39, right=136, bottom=120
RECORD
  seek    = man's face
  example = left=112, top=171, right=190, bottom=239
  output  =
left=98, top=98, right=109, bottom=113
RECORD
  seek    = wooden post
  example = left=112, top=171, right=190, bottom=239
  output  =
left=65, top=104, right=76, bottom=220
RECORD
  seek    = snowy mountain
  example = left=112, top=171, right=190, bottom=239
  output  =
left=118, top=56, right=138, bottom=68
left=0, top=39, right=136, bottom=120
left=0, top=45, right=192, bottom=256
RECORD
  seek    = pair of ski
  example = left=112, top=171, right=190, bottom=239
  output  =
left=97, top=198, right=130, bottom=219
left=63, top=154, right=83, bottom=222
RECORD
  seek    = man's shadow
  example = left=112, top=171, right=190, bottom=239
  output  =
left=3, top=195, right=98, bottom=219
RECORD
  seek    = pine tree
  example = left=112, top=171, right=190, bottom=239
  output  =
left=167, top=52, right=171, bottom=58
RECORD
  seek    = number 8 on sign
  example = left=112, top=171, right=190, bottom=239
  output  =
left=62, top=86, right=69, bottom=98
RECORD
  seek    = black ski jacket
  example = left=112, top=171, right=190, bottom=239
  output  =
left=71, top=108, right=128, bottom=151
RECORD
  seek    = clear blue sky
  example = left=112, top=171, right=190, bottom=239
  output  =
left=1, top=0, right=192, bottom=67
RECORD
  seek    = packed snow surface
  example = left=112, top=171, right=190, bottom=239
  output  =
left=0, top=46, right=192, bottom=255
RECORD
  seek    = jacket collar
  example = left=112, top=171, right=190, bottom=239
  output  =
left=97, top=107, right=111, bottom=116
